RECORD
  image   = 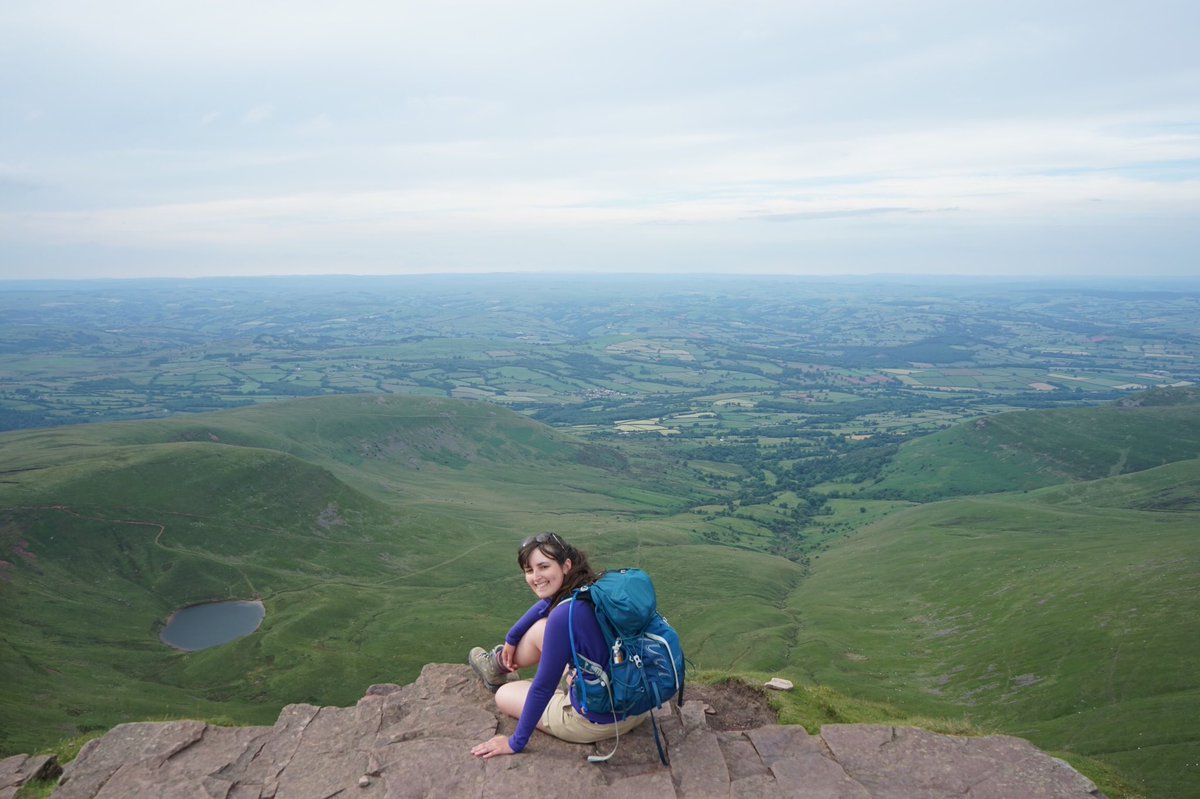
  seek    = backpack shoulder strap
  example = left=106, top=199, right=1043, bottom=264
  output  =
left=567, top=589, right=583, bottom=679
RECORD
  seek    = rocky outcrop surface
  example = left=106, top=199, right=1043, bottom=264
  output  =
left=1, top=753, right=62, bottom=798
left=18, top=664, right=1103, bottom=798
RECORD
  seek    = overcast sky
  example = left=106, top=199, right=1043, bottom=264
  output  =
left=2, top=1, right=1198, bottom=280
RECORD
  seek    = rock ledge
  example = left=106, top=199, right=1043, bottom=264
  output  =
left=9, top=664, right=1105, bottom=798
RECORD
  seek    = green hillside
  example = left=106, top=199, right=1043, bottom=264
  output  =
left=4, top=393, right=1197, bottom=796
left=0, top=395, right=803, bottom=755
left=0, top=394, right=624, bottom=495
left=868, top=391, right=1200, bottom=501
left=786, top=459, right=1200, bottom=799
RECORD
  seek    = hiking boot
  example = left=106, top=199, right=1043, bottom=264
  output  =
left=469, top=644, right=514, bottom=693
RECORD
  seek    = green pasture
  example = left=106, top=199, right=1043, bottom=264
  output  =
left=323, top=375, right=382, bottom=391
left=451, top=386, right=497, bottom=400
left=691, top=458, right=744, bottom=475
left=0, top=355, right=105, bottom=373
left=236, top=368, right=283, bottom=381
left=856, top=408, right=968, bottom=434
left=488, top=366, right=580, bottom=392
left=653, top=370, right=715, bottom=387
left=807, top=390, right=862, bottom=403
left=799, top=497, right=916, bottom=549
left=606, top=378, right=694, bottom=394
left=393, top=386, right=458, bottom=398
left=901, top=368, right=1064, bottom=392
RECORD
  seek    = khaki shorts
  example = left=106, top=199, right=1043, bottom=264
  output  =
left=539, top=689, right=647, bottom=744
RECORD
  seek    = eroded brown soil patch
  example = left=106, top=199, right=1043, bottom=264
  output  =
left=684, top=680, right=778, bottom=731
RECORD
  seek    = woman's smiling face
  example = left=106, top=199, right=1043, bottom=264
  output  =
left=523, top=546, right=572, bottom=600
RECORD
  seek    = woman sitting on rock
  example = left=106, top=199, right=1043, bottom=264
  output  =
left=469, top=533, right=646, bottom=758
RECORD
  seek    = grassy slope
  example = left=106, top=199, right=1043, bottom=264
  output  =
left=869, top=400, right=1200, bottom=501
left=786, top=459, right=1200, bottom=799
left=0, top=395, right=803, bottom=754
left=5, top=393, right=1197, bottom=795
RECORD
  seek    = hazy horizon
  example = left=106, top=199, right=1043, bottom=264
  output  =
left=3, top=1, right=1198, bottom=280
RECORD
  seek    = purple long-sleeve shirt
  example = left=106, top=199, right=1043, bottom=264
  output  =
left=505, top=597, right=622, bottom=753
left=505, top=598, right=550, bottom=646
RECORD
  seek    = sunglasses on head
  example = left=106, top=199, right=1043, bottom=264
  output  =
left=521, top=532, right=565, bottom=548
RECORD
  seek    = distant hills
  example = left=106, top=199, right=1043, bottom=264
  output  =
left=867, top=386, right=1200, bottom=500
left=2, top=392, right=1197, bottom=797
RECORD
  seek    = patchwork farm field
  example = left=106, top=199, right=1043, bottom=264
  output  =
left=4, top=276, right=1198, bottom=440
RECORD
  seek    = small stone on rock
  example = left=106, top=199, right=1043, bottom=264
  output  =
left=764, top=677, right=794, bottom=691
left=359, top=775, right=370, bottom=788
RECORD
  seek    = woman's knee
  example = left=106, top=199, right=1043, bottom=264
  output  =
left=495, top=680, right=530, bottom=719
left=513, top=618, right=548, bottom=668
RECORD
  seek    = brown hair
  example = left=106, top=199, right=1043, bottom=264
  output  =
left=517, top=533, right=596, bottom=607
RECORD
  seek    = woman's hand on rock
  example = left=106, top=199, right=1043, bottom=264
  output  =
left=471, top=735, right=515, bottom=759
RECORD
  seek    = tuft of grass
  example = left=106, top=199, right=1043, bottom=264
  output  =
left=11, top=730, right=105, bottom=799
left=44, top=731, right=104, bottom=766
left=14, top=780, right=57, bottom=799
left=1049, top=751, right=1148, bottom=799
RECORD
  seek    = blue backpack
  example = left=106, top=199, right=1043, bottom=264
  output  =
left=567, top=568, right=685, bottom=765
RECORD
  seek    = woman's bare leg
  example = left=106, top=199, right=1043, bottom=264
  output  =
left=494, top=679, right=530, bottom=719
left=493, top=679, right=555, bottom=734
left=494, top=618, right=550, bottom=721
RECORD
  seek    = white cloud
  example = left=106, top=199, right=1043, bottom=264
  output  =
left=1, top=0, right=1198, bottom=277
left=241, top=105, right=275, bottom=125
